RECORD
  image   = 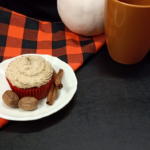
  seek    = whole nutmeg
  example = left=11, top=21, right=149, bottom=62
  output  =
left=18, top=97, right=38, bottom=111
left=2, top=90, right=19, bottom=108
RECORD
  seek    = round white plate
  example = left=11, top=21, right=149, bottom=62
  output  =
left=0, top=54, right=77, bottom=121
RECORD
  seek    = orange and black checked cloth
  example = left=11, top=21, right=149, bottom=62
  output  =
left=0, top=6, right=105, bottom=128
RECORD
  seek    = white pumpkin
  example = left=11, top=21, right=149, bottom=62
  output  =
left=57, top=0, right=105, bottom=36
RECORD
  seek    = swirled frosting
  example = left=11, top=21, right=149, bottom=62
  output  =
left=6, top=55, right=53, bottom=88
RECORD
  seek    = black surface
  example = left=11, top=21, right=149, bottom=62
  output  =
left=1, top=1, right=150, bottom=150
left=0, top=0, right=61, bottom=22
left=1, top=45, right=150, bottom=150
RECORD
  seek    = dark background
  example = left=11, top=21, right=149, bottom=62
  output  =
left=0, top=1, right=150, bottom=150
left=0, top=0, right=61, bottom=22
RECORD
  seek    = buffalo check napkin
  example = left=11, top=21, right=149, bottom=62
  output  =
left=0, top=6, right=105, bottom=128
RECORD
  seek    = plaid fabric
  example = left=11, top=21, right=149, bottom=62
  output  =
left=0, top=6, right=105, bottom=127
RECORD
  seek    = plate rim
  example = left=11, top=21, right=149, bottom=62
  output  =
left=0, top=54, right=77, bottom=121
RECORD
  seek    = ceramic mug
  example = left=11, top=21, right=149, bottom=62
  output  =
left=104, top=0, right=150, bottom=64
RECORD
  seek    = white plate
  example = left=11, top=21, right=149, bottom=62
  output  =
left=0, top=54, right=77, bottom=121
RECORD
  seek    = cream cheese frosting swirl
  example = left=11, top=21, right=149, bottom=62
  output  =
left=6, top=55, right=53, bottom=88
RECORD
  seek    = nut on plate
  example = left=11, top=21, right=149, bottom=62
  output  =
left=2, top=90, right=19, bottom=108
left=18, top=97, right=38, bottom=111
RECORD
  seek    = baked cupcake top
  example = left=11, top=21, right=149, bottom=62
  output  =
left=6, top=55, right=53, bottom=88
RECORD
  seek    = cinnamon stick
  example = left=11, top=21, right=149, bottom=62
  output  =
left=46, top=69, right=64, bottom=105
left=46, top=83, right=58, bottom=105
left=51, top=85, right=58, bottom=105
left=46, top=83, right=54, bottom=105
left=54, top=69, right=64, bottom=90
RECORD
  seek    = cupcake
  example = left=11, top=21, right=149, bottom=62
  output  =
left=6, top=55, right=53, bottom=100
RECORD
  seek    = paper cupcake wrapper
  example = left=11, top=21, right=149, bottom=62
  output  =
left=6, top=76, right=53, bottom=100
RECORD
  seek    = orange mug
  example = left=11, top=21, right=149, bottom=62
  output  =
left=104, top=0, right=150, bottom=64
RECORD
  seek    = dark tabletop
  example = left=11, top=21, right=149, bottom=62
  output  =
left=1, top=1, right=150, bottom=150
left=1, top=44, right=150, bottom=150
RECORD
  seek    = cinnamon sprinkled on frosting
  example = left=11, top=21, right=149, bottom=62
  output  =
left=6, top=55, right=53, bottom=88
